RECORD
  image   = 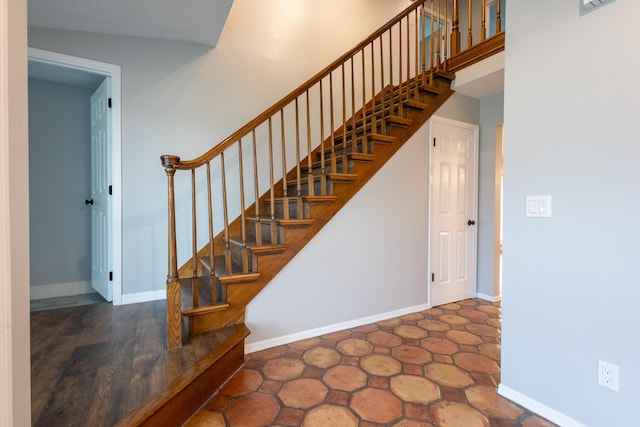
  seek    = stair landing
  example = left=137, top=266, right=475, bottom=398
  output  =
left=30, top=299, right=248, bottom=427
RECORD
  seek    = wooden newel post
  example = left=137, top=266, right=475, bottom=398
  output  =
left=451, top=0, right=460, bottom=56
left=162, top=154, right=182, bottom=350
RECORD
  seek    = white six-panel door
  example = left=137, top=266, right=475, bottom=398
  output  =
left=429, top=116, right=478, bottom=307
left=90, top=78, right=112, bottom=301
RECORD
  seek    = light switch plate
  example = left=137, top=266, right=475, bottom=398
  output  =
left=525, top=195, right=552, bottom=218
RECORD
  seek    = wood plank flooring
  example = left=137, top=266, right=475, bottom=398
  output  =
left=31, top=300, right=236, bottom=427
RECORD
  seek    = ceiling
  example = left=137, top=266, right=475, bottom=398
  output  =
left=28, top=0, right=234, bottom=46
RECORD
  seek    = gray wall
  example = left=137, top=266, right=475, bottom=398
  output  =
left=28, top=79, right=92, bottom=289
left=436, top=92, right=480, bottom=124
left=502, top=1, right=639, bottom=425
left=477, top=92, right=503, bottom=298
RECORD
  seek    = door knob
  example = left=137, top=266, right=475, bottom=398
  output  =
left=85, top=199, right=94, bottom=205
left=467, top=220, right=475, bottom=226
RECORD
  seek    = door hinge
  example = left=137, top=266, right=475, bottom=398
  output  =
left=108, top=98, right=112, bottom=109
left=433, top=137, right=436, bottom=147
left=109, top=271, right=113, bottom=281
left=108, top=185, right=112, bottom=195
left=431, top=273, right=435, bottom=282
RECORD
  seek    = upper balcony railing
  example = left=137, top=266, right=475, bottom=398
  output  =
left=161, top=0, right=505, bottom=349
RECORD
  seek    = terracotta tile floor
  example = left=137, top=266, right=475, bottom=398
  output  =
left=185, top=299, right=557, bottom=427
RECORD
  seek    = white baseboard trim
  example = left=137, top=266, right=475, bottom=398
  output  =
left=120, top=290, right=166, bottom=305
left=498, top=384, right=586, bottom=427
left=246, top=304, right=430, bottom=354
left=476, top=292, right=502, bottom=302
left=30, top=281, right=93, bottom=300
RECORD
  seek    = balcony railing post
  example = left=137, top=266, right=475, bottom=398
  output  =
left=481, top=0, right=487, bottom=42
left=161, top=154, right=182, bottom=350
left=496, top=0, right=502, bottom=33
left=451, top=0, right=460, bottom=55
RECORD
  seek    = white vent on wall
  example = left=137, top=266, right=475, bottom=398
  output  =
left=583, top=0, right=613, bottom=9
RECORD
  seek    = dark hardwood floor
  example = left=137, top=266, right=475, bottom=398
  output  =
left=31, top=299, right=235, bottom=426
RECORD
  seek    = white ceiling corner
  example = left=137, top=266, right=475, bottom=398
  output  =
left=28, top=0, right=234, bottom=46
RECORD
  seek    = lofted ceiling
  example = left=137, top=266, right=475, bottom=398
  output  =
left=28, top=0, right=234, bottom=46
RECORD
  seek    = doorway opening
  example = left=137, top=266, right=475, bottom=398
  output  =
left=27, top=48, right=123, bottom=306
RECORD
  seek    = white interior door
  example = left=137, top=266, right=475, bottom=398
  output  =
left=429, top=116, right=478, bottom=307
left=90, top=78, right=112, bottom=301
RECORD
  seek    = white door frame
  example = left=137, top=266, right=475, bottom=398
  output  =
left=27, top=47, right=123, bottom=305
left=428, top=115, right=479, bottom=307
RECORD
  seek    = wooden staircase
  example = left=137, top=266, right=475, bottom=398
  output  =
left=180, top=74, right=454, bottom=336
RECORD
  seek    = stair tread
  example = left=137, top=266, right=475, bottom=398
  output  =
left=303, top=151, right=375, bottom=173
left=183, top=303, right=230, bottom=317
left=268, top=195, right=338, bottom=204
left=404, top=99, right=428, bottom=110
left=246, top=217, right=314, bottom=227
left=387, top=115, right=412, bottom=126
left=227, top=236, right=288, bottom=254
left=199, top=256, right=260, bottom=283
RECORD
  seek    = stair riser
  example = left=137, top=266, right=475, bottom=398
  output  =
left=246, top=221, right=284, bottom=245
left=265, top=199, right=308, bottom=219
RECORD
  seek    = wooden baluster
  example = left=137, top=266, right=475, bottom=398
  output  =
left=329, top=72, right=336, bottom=175
left=379, top=36, right=386, bottom=134
left=341, top=63, right=347, bottom=168
left=451, top=0, right=460, bottom=56
left=361, top=47, right=368, bottom=154
left=444, top=0, right=448, bottom=66
left=350, top=57, right=357, bottom=154
left=406, top=14, right=410, bottom=89
left=251, top=130, right=262, bottom=246
left=268, top=118, right=277, bottom=242
left=430, top=0, right=435, bottom=71
left=437, top=0, right=442, bottom=69
left=305, top=90, right=314, bottom=197
left=389, top=29, right=394, bottom=117
left=467, top=0, right=473, bottom=49
left=162, top=155, right=181, bottom=350
left=294, top=98, right=302, bottom=217
left=221, top=151, right=232, bottom=274
left=319, top=81, right=327, bottom=195
left=371, top=42, right=377, bottom=139
left=190, top=169, right=198, bottom=308
left=496, top=0, right=502, bottom=33
left=280, top=110, right=289, bottom=220
left=421, top=3, right=427, bottom=84
left=206, top=161, right=216, bottom=302
left=414, top=8, right=420, bottom=97
left=481, top=0, right=487, bottom=41
left=397, top=20, right=404, bottom=118
left=238, top=139, right=248, bottom=272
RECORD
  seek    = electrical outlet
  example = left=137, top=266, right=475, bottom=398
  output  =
left=598, top=360, right=619, bottom=391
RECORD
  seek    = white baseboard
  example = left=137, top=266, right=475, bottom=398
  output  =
left=246, top=304, right=430, bottom=354
left=30, top=281, right=93, bottom=300
left=498, top=384, right=586, bottom=427
left=120, top=290, right=166, bottom=305
left=477, top=292, right=502, bottom=302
